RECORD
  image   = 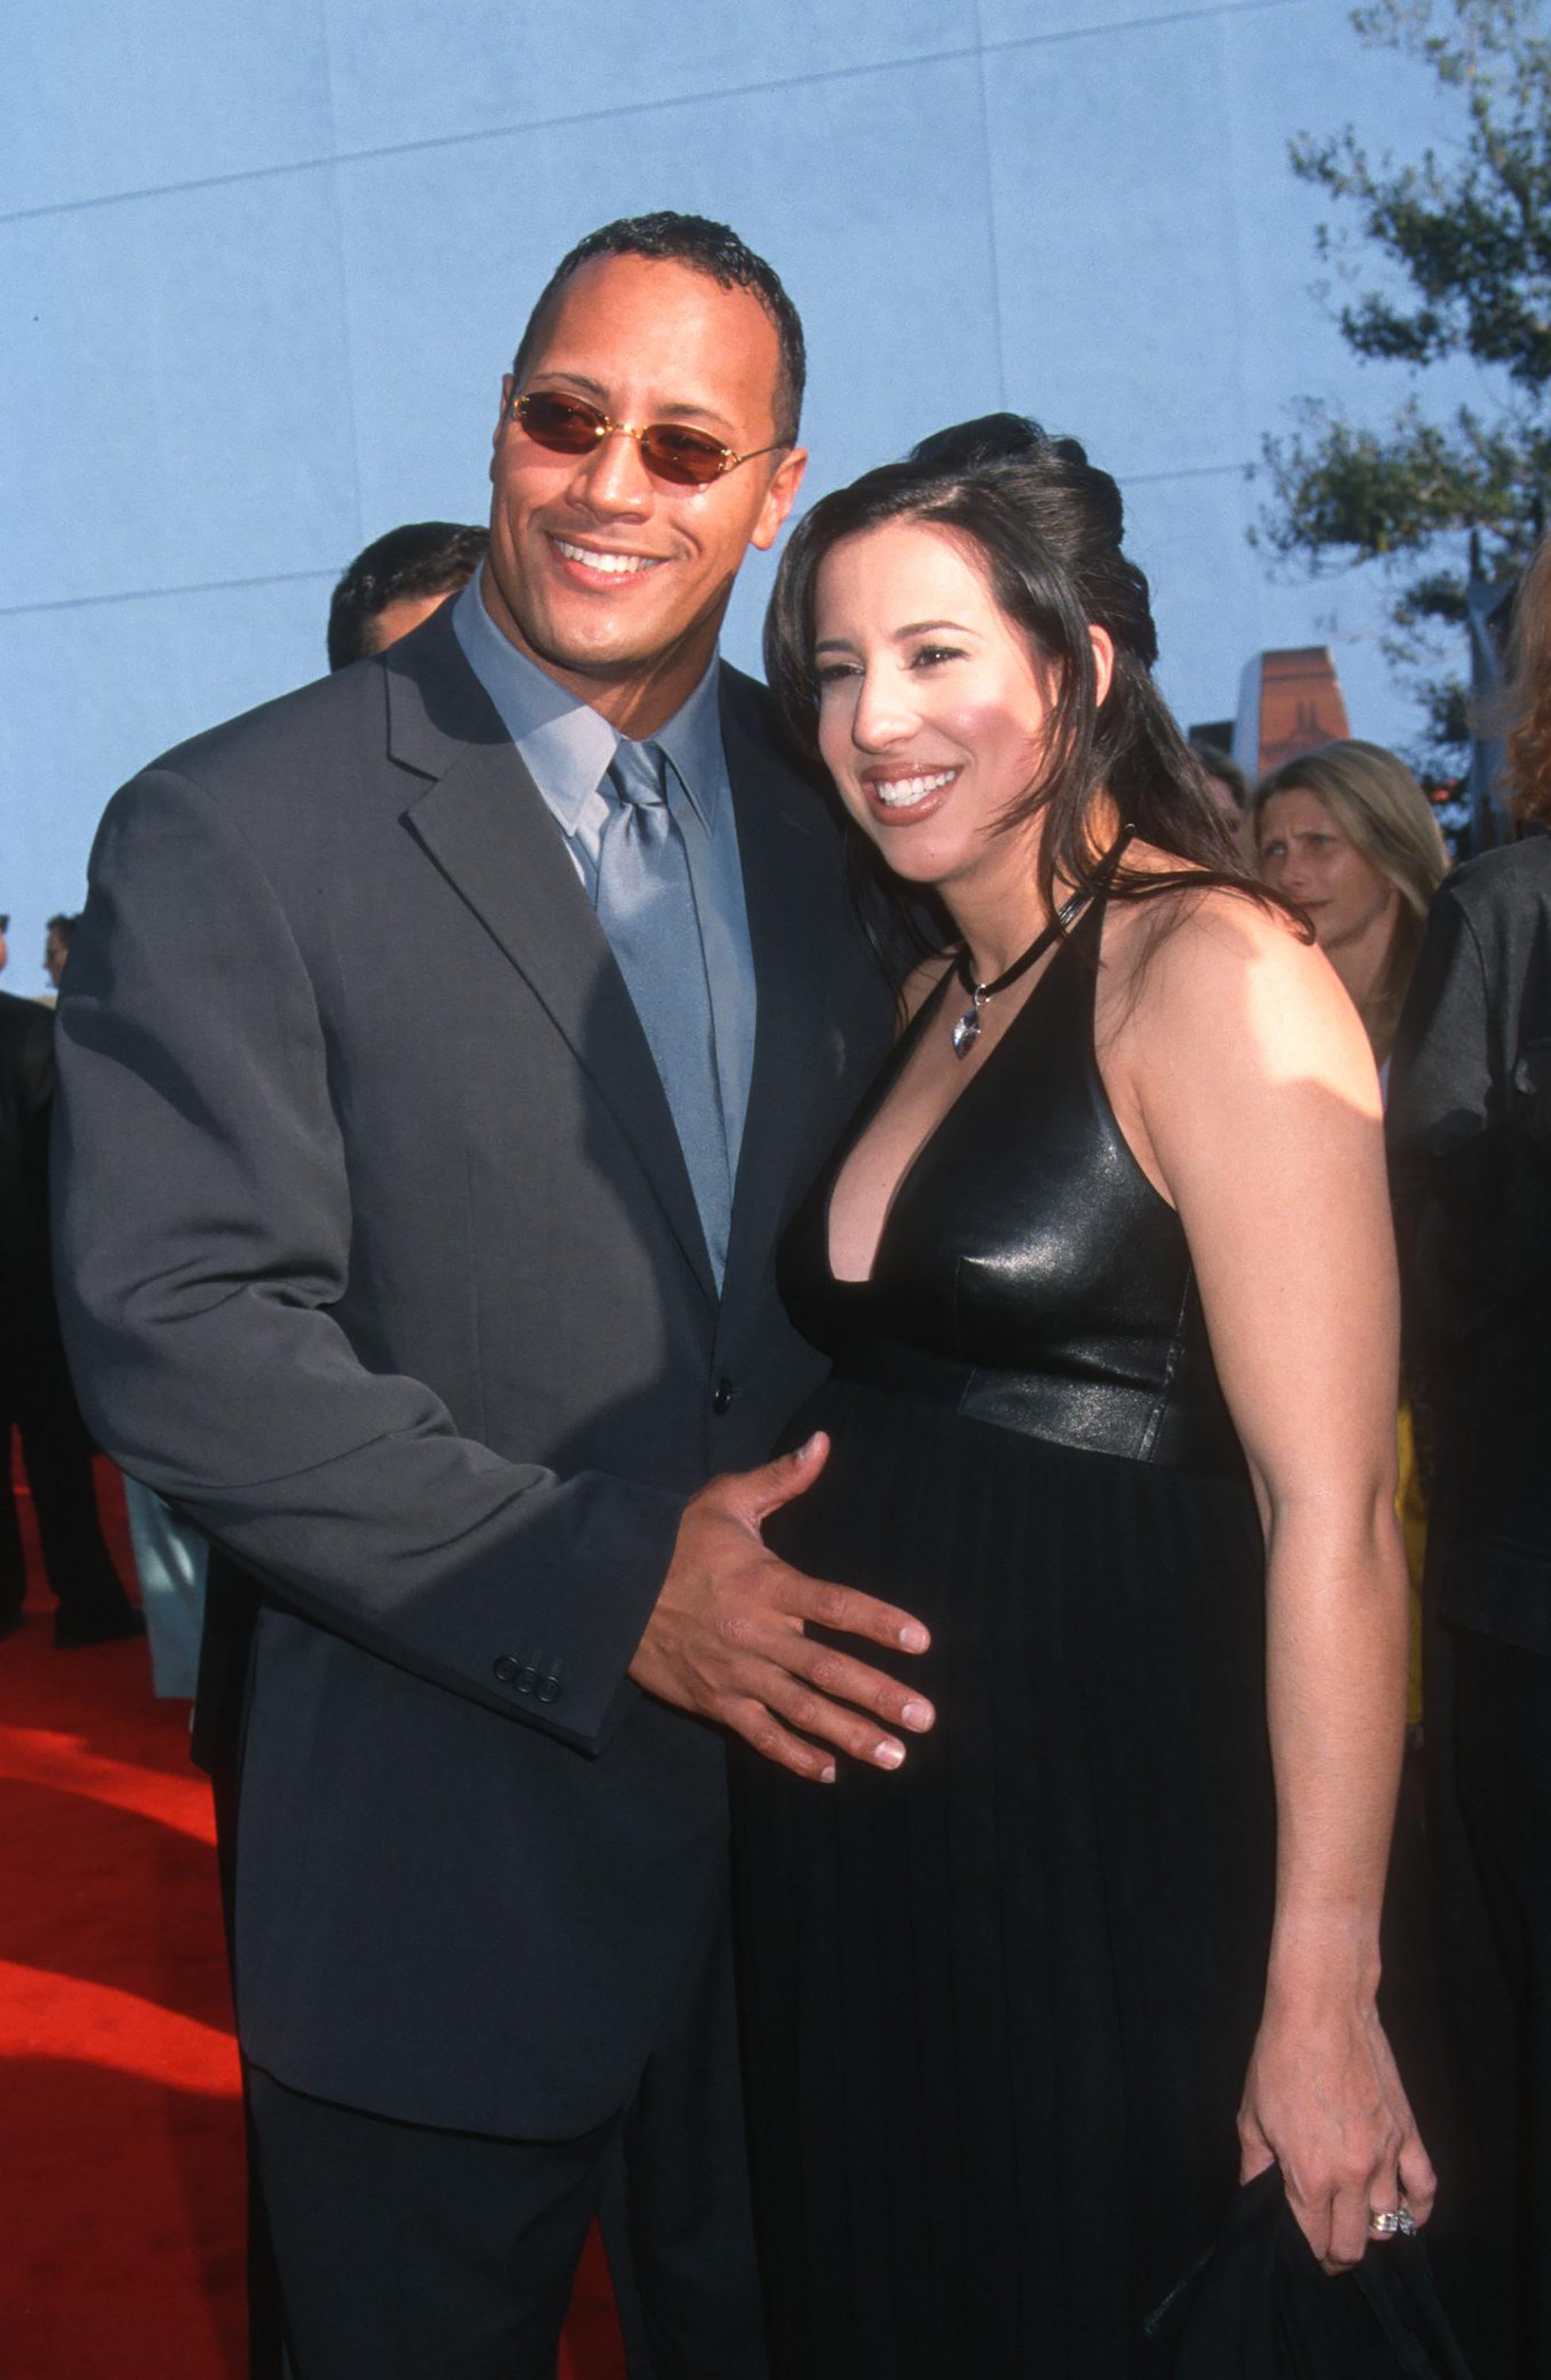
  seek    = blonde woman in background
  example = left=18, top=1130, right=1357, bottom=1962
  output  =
left=1247, top=741, right=1449, bottom=1077
left=1249, top=743, right=1450, bottom=1722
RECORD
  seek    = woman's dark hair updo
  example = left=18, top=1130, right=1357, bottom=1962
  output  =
left=765, top=419, right=1288, bottom=975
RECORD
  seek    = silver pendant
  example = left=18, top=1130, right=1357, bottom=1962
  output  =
left=951, top=999, right=983, bottom=1058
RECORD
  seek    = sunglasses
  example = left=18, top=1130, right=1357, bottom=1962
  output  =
left=509, top=390, right=787, bottom=489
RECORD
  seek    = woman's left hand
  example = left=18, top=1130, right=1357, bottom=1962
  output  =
left=1237, top=1987, right=1437, bottom=2272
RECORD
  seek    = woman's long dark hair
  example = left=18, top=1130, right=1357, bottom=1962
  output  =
left=764, top=421, right=1294, bottom=978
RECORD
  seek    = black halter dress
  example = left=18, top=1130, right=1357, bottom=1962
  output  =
left=729, top=885, right=1277, bottom=2378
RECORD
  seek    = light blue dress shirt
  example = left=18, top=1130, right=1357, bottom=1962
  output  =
left=452, top=569, right=758, bottom=1220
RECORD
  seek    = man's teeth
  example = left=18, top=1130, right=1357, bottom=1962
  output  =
left=873, top=770, right=956, bottom=808
left=554, top=539, right=658, bottom=576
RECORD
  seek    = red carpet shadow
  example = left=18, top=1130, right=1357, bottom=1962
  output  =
left=0, top=2058, right=246, bottom=2379
left=1, top=1778, right=233, bottom=2031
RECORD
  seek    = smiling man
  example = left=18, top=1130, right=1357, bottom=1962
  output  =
left=52, top=216, right=927, bottom=2376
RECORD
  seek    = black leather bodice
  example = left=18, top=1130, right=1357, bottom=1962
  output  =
left=781, top=889, right=1245, bottom=1477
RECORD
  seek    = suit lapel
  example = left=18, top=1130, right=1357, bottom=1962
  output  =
left=720, top=674, right=835, bottom=1304
left=386, top=614, right=716, bottom=1307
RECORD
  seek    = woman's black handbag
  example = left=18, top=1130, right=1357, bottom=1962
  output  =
left=1146, top=2167, right=1474, bottom=2378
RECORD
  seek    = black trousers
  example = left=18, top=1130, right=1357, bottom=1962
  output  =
left=0, top=1330, right=130, bottom=1626
left=246, top=1894, right=767, bottom=2380
left=1449, top=1627, right=1551, bottom=2380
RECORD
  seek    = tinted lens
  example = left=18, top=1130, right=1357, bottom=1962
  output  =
left=637, top=425, right=731, bottom=486
left=516, top=393, right=605, bottom=453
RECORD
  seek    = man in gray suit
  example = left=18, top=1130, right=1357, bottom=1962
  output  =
left=53, top=213, right=932, bottom=2376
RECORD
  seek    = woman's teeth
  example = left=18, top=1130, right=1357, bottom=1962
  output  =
left=554, top=539, right=658, bottom=576
left=872, top=770, right=956, bottom=809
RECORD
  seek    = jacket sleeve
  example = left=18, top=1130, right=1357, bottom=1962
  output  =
left=52, top=765, right=682, bottom=1750
left=1387, top=875, right=1551, bottom=1367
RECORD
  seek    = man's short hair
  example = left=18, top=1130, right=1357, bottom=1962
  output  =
left=327, top=521, right=489, bottom=673
left=1191, top=741, right=1247, bottom=808
left=511, top=213, right=806, bottom=450
left=45, top=912, right=78, bottom=944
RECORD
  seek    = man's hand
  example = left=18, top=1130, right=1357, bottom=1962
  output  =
left=628, top=1431, right=935, bottom=1780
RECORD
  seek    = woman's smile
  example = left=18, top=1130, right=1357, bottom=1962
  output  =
left=859, top=762, right=962, bottom=820
left=812, top=519, right=1053, bottom=900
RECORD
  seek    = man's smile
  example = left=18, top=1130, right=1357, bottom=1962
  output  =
left=547, top=534, right=668, bottom=582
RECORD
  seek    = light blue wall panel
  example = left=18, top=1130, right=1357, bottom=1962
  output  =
left=0, top=576, right=333, bottom=984
left=1, top=0, right=333, bottom=217
left=3, top=172, right=360, bottom=610
left=1220, top=0, right=1471, bottom=420
left=986, top=13, right=1252, bottom=479
left=1122, top=469, right=1266, bottom=720
left=322, top=0, right=977, bottom=155
left=977, top=0, right=1273, bottom=44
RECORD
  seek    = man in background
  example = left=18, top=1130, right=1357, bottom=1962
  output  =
left=0, top=982, right=140, bottom=1645
left=43, top=914, right=77, bottom=992
left=1193, top=741, right=1248, bottom=833
left=326, top=519, right=489, bottom=671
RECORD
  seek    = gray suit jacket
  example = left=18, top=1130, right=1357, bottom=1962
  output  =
left=52, top=604, right=893, bottom=2134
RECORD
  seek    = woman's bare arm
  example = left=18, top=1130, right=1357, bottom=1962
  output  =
left=1115, top=892, right=1435, bottom=2270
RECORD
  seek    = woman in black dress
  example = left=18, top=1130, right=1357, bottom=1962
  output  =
left=728, top=427, right=1434, bottom=2374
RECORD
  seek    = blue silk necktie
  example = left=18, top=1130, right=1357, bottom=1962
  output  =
left=595, top=737, right=731, bottom=1285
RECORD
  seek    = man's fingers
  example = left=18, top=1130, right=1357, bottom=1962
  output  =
left=791, top=1637, right=935, bottom=1734
left=797, top=1574, right=931, bottom=1656
left=731, top=1698, right=838, bottom=1784
left=762, top=1670, right=912, bottom=1772
left=738, top=1431, right=830, bottom=1525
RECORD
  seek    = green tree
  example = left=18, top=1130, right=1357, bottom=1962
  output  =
left=1254, top=0, right=1551, bottom=756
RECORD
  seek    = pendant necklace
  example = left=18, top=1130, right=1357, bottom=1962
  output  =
left=950, top=889, right=1087, bottom=1058
left=950, top=830, right=1137, bottom=1058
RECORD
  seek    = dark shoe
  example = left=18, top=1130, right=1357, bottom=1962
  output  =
left=54, top=1602, right=148, bottom=1649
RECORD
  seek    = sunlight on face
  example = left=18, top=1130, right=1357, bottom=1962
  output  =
left=811, top=519, right=1059, bottom=898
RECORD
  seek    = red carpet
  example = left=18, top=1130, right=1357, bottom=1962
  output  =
left=0, top=1455, right=624, bottom=2377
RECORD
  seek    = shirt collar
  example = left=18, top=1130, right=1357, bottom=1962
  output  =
left=453, top=566, right=724, bottom=835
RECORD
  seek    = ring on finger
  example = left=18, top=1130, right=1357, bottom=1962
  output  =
left=1367, top=2207, right=1417, bottom=2240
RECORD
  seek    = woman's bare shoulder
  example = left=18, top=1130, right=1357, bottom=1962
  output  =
left=1109, top=843, right=1311, bottom=979
left=1108, top=851, right=1373, bottom=1092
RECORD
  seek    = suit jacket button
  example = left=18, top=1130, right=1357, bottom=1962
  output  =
left=493, top=1656, right=520, bottom=1684
left=536, top=1676, right=562, bottom=1704
left=712, top=1376, right=737, bottom=1416
left=516, top=1666, right=540, bottom=1695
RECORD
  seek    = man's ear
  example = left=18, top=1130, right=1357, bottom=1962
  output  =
left=751, top=447, right=809, bottom=554
left=492, top=374, right=515, bottom=472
